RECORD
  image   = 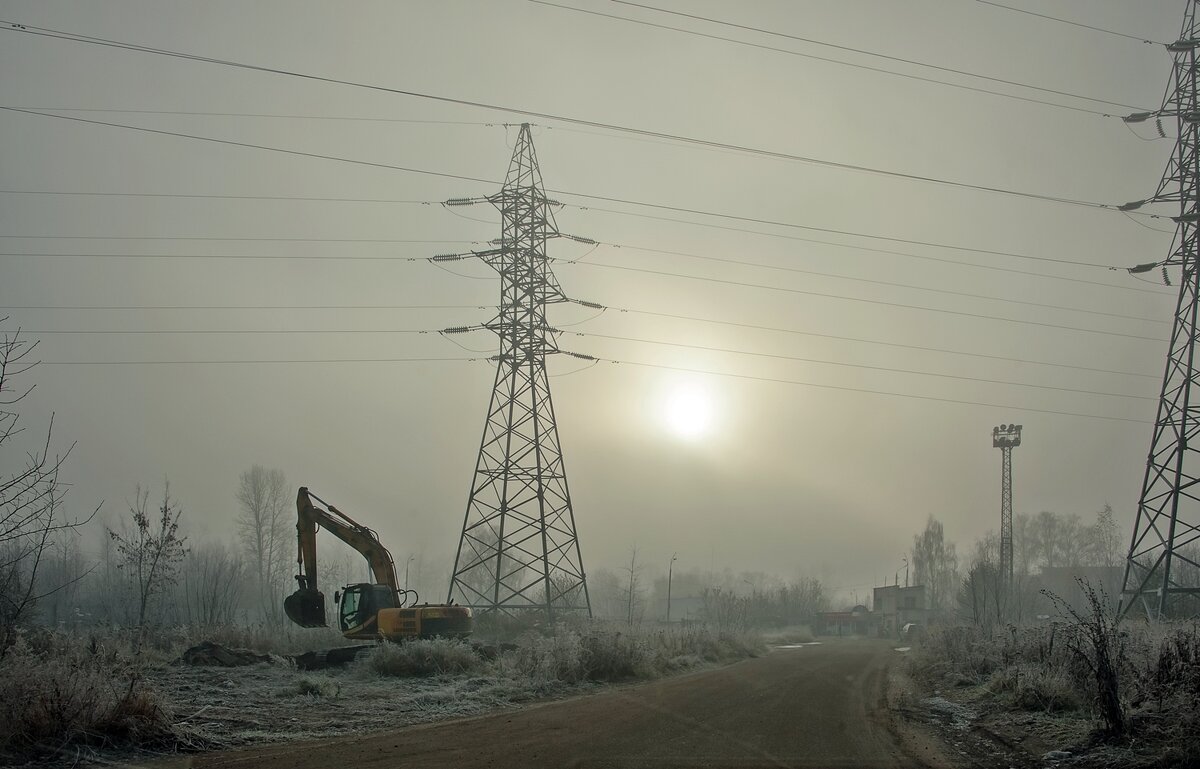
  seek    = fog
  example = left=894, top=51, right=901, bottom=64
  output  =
left=0, top=1, right=1182, bottom=602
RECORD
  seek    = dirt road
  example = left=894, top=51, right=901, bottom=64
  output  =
left=156, top=638, right=948, bottom=769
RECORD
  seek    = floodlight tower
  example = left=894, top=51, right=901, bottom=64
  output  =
left=992, top=424, right=1022, bottom=590
left=446, top=124, right=591, bottom=620
left=1119, top=4, right=1200, bottom=620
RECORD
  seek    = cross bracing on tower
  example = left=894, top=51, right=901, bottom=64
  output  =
left=445, top=124, right=592, bottom=619
left=1120, top=1, right=1200, bottom=620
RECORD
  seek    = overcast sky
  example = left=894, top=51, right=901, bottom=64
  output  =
left=0, top=1, right=1188, bottom=601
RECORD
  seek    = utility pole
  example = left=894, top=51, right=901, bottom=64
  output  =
left=666, top=552, right=677, bottom=623
left=1120, top=2, right=1200, bottom=620
left=445, top=124, right=591, bottom=619
left=992, top=424, right=1022, bottom=594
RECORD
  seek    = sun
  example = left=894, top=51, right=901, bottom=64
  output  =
left=662, top=384, right=714, bottom=439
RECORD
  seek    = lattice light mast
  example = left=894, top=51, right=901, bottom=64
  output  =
left=445, top=124, right=591, bottom=619
left=1119, top=3, right=1200, bottom=620
left=992, top=424, right=1021, bottom=591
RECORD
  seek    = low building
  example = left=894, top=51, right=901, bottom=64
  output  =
left=815, top=604, right=871, bottom=636
left=872, top=584, right=927, bottom=637
left=1035, top=566, right=1124, bottom=618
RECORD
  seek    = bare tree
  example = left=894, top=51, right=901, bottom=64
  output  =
left=1089, top=503, right=1123, bottom=569
left=179, top=542, right=248, bottom=627
left=911, top=516, right=959, bottom=613
left=622, top=546, right=645, bottom=626
left=235, top=465, right=290, bottom=623
left=108, top=483, right=188, bottom=652
left=0, top=324, right=96, bottom=653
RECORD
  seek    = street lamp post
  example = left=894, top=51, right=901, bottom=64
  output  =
left=666, top=553, right=677, bottom=623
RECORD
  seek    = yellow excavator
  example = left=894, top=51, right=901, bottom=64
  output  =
left=283, top=487, right=472, bottom=640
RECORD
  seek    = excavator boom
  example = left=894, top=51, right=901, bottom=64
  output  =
left=285, top=487, right=401, bottom=628
left=284, top=486, right=472, bottom=640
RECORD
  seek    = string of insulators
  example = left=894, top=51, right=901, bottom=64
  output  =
left=1164, top=266, right=1172, bottom=286
left=563, top=351, right=596, bottom=361
left=563, top=234, right=598, bottom=245
left=574, top=299, right=604, bottom=309
left=443, top=198, right=480, bottom=207
left=431, top=253, right=467, bottom=261
left=441, top=326, right=472, bottom=334
left=1128, top=262, right=1159, bottom=274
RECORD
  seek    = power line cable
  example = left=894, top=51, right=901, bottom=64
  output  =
left=605, top=0, right=1150, bottom=108
left=590, top=357, right=1146, bottom=423
left=0, top=243, right=1163, bottom=323
left=571, top=330, right=1152, bottom=400
left=593, top=302, right=1158, bottom=379
left=1, top=197, right=1165, bottom=298
left=0, top=189, right=436, bottom=205
left=562, top=260, right=1166, bottom=341
left=38, top=356, right=482, bottom=365
left=0, top=304, right=486, bottom=310
left=0, top=22, right=1140, bottom=212
left=972, top=0, right=1166, bottom=45
left=0, top=108, right=1145, bottom=276
left=585, top=244, right=1166, bottom=323
left=19, top=324, right=1151, bottom=398
left=7, top=107, right=509, bottom=125
left=562, top=202, right=1171, bottom=295
left=0, top=187, right=1164, bottom=290
left=530, top=0, right=1122, bottom=116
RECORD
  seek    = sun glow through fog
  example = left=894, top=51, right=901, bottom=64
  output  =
left=662, top=384, right=714, bottom=439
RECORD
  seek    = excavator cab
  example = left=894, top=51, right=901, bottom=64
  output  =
left=338, top=583, right=397, bottom=636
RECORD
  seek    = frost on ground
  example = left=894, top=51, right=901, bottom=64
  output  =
left=1, top=623, right=764, bottom=766
left=149, top=658, right=589, bottom=749
left=897, top=622, right=1200, bottom=768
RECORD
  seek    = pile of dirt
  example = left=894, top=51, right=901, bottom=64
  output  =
left=180, top=641, right=276, bottom=667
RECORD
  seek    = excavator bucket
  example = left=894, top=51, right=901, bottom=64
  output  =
left=284, top=588, right=327, bottom=628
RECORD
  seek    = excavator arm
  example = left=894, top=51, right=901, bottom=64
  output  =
left=284, top=486, right=405, bottom=628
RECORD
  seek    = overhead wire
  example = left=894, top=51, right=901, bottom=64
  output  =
left=0, top=22, right=1148, bottom=212
left=4, top=295, right=1158, bottom=379
left=972, top=0, right=1167, bottom=45
left=561, top=260, right=1166, bottom=341
left=0, top=186, right=1168, bottom=289
left=581, top=243, right=1166, bottom=323
left=0, top=109, right=1154, bottom=279
left=589, top=358, right=1146, bottom=424
left=0, top=191, right=1169, bottom=297
left=603, top=0, right=1150, bottom=108
left=38, top=356, right=483, bottom=365
left=21, top=237, right=1154, bottom=326
left=567, top=329, right=1152, bottom=401
left=5, top=107, right=509, bottom=125
left=529, top=0, right=1121, bottom=116
left=590, top=302, right=1158, bottom=380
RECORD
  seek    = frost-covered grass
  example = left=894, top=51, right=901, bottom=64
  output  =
left=907, top=622, right=1200, bottom=762
left=0, top=635, right=183, bottom=763
left=1, top=621, right=762, bottom=765
left=762, top=625, right=816, bottom=645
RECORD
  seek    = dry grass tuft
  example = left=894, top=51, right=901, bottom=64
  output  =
left=361, top=638, right=483, bottom=678
left=0, top=637, right=176, bottom=759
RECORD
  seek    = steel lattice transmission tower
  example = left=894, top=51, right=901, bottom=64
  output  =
left=992, top=424, right=1021, bottom=591
left=446, top=124, right=591, bottom=619
left=1120, top=4, right=1200, bottom=620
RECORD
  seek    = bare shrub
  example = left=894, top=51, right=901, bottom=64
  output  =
left=0, top=637, right=174, bottom=758
left=363, top=638, right=482, bottom=678
left=498, top=623, right=762, bottom=684
left=295, top=675, right=341, bottom=698
left=988, top=665, right=1082, bottom=712
left=1043, top=579, right=1126, bottom=736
